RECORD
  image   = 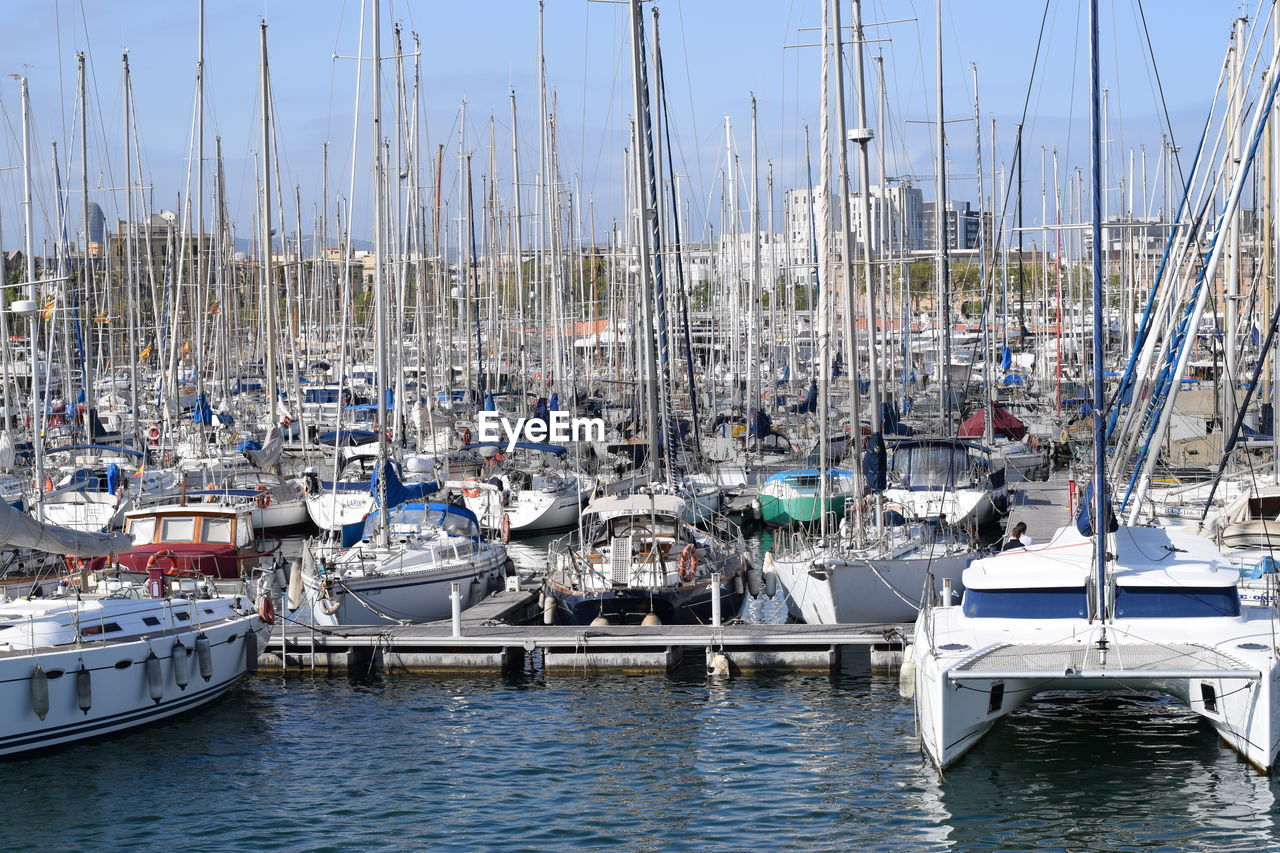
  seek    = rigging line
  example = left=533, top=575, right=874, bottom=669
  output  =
left=986, top=0, right=1052, bottom=266
left=1133, top=0, right=1188, bottom=191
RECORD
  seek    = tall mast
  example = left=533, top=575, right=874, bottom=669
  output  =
left=371, top=0, right=390, bottom=546
left=260, top=22, right=278, bottom=428
left=510, top=90, right=526, bottom=385
left=123, top=54, right=138, bottom=443
left=195, top=0, right=207, bottom=412
left=830, top=0, right=861, bottom=475
left=627, top=0, right=664, bottom=484
left=934, top=0, right=953, bottom=430
left=14, top=74, right=43, bottom=511
left=851, top=0, right=881, bottom=520
left=1088, top=0, right=1107, bottom=620
left=78, top=53, right=94, bottom=411
left=748, top=94, right=761, bottom=442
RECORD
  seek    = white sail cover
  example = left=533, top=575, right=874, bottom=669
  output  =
left=244, top=427, right=283, bottom=470
left=0, top=501, right=132, bottom=556
left=0, top=432, right=14, bottom=473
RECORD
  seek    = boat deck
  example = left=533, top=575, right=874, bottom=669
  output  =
left=951, top=641, right=1260, bottom=681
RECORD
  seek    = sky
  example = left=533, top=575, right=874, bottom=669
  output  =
left=0, top=0, right=1259, bottom=254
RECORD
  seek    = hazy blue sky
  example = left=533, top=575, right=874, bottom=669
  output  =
left=0, top=0, right=1255, bottom=252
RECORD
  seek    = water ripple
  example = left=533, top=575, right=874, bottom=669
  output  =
left=1, top=667, right=1278, bottom=851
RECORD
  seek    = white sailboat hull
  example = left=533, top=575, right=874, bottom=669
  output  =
left=303, top=543, right=508, bottom=626
left=0, top=604, right=268, bottom=756
left=771, top=545, right=971, bottom=624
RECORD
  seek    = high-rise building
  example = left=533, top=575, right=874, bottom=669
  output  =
left=783, top=183, right=927, bottom=265
left=921, top=200, right=984, bottom=251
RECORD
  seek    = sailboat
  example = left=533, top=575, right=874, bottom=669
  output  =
left=295, top=0, right=514, bottom=626
left=911, top=0, right=1280, bottom=772
left=0, top=481, right=272, bottom=757
left=541, top=490, right=751, bottom=625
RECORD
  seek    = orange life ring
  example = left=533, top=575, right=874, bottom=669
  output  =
left=678, top=544, right=698, bottom=582
left=462, top=478, right=482, bottom=499
left=257, top=596, right=275, bottom=624
left=145, top=549, right=178, bottom=573
left=255, top=486, right=272, bottom=508
left=501, top=513, right=511, bottom=544
left=147, top=423, right=161, bottom=443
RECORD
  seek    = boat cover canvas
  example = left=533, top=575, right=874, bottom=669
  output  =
left=0, top=500, right=132, bottom=556
left=957, top=405, right=1028, bottom=441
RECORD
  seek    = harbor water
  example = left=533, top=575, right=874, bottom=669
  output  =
left=4, top=665, right=1278, bottom=851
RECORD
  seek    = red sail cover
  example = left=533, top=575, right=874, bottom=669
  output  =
left=958, top=405, right=1027, bottom=441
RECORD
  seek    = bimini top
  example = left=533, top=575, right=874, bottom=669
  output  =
left=362, top=501, right=482, bottom=540
left=585, top=492, right=686, bottom=521
left=963, top=524, right=1238, bottom=591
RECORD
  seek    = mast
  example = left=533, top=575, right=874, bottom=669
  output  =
left=14, top=74, right=44, bottom=512
left=259, top=22, right=279, bottom=429
left=371, top=0, right=390, bottom=546
left=830, top=0, right=861, bottom=480
left=78, top=53, right=94, bottom=412
left=510, top=90, right=526, bottom=385
left=195, top=0, right=208, bottom=425
left=1088, top=0, right=1107, bottom=621
left=122, top=54, right=139, bottom=443
left=627, top=0, right=668, bottom=485
left=851, top=0, right=882, bottom=533
left=934, top=0, right=953, bottom=431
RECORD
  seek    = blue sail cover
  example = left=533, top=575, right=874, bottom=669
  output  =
left=880, top=401, right=914, bottom=436
left=105, top=463, right=121, bottom=496
left=370, top=458, right=437, bottom=510
left=1076, top=481, right=1119, bottom=536
left=790, top=381, right=818, bottom=414
left=192, top=392, right=214, bottom=424
left=863, top=433, right=887, bottom=492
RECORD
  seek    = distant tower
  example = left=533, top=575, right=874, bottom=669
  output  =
left=86, top=201, right=107, bottom=258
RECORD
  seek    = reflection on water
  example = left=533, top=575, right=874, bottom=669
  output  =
left=921, top=692, right=1280, bottom=851
left=1, top=668, right=1276, bottom=850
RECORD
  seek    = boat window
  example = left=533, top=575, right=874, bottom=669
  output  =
left=608, top=517, right=678, bottom=540
left=962, top=587, right=1089, bottom=619
left=81, top=622, right=123, bottom=636
left=1246, top=496, right=1280, bottom=519
left=1113, top=586, right=1240, bottom=618
left=439, top=512, right=479, bottom=538
left=128, top=517, right=156, bottom=545
left=203, top=517, right=233, bottom=544
left=160, top=517, right=197, bottom=542
left=890, top=445, right=977, bottom=489
left=786, top=475, right=821, bottom=489
left=372, top=506, right=480, bottom=538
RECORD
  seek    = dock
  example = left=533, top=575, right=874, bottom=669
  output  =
left=262, top=588, right=912, bottom=675
left=1006, top=471, right=1073, bottom=543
